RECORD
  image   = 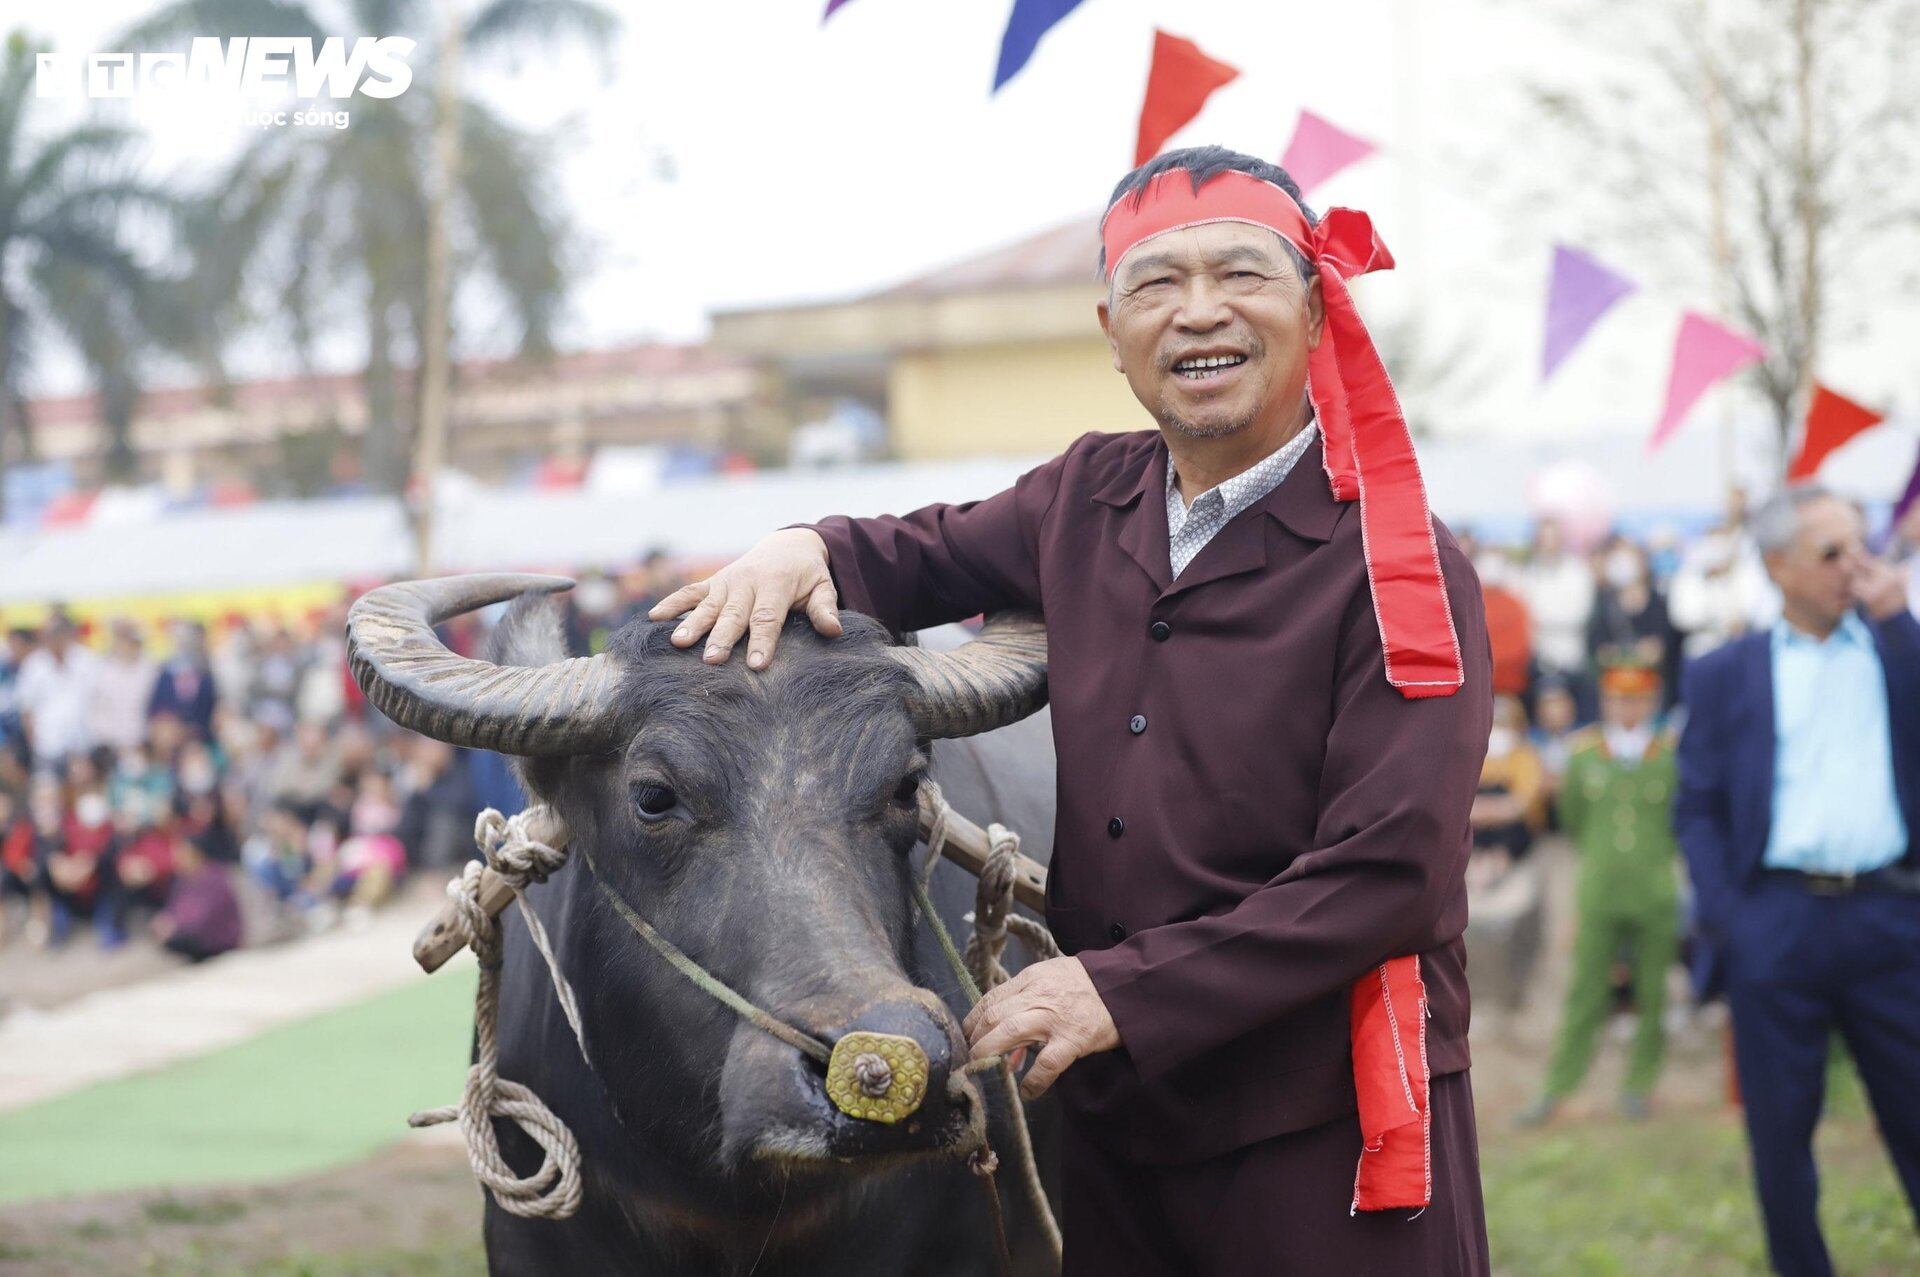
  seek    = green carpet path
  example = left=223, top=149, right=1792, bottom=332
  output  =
left=0, top=965, right=479, bottom=1204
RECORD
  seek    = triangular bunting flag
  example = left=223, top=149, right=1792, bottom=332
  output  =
left=823, top=0, right=854, bottom=20
left=1649, top=312, right=1769, bottom=452
left=993, top=0, right=1086, bottom=91
left=1894, top=449, right=1920, bottom=531
left=1134, top=30, right=1238, bottom=166
left=1279, top=110, right=1377, bottom=195
left=1788, top=384, right=1886, bottom=480
left=1542, top=245, right=1636, bottom=380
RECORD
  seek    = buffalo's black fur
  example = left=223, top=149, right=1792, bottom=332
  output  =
left=474, top=600, right=1060, bottom=1275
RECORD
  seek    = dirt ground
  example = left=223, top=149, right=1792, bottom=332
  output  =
left=0, top=1141, right=483, bottom=1276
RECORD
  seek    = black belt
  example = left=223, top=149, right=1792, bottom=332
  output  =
left=1761, top=866, right=1920, bottom=897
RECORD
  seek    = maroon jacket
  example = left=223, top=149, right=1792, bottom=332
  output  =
left=812, top=429, right=1493, bottom=1163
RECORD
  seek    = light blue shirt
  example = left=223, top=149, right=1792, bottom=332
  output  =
left=1764, top=612, right=1909, bottom=873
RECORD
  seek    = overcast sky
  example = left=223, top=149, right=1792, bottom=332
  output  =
left=21, top=0, right=1920, bottom=467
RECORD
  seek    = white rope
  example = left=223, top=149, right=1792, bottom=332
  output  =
left=408, top=810, right=586, bottom=1219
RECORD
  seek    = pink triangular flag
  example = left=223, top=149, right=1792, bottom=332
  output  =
left=1648, top=312, right=1769, bottom=452
left=1279, top=110, right=1377, bottom=195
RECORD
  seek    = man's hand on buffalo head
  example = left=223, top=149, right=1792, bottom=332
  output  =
left=648, top=527, right=843, bottom=669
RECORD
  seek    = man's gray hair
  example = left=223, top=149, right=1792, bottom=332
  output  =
left=1750, top=485, right=1839, bottom=554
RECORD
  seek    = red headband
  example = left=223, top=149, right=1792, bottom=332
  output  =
left=1100, top=170, right=1464, bottom=699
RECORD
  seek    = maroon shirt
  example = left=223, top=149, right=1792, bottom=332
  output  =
left=812, top=430, right=1492, bottom=1162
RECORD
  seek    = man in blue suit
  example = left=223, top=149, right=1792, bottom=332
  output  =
left=1676, top=486, right=1920, bottom=1277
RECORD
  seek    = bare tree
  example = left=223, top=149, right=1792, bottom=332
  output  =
left=1505, top=0, right=1920, bottom=462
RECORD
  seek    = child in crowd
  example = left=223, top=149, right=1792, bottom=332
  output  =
left=152, top=832, right=242, bottom=962
left=1469, top=695, right=1548, bottom=889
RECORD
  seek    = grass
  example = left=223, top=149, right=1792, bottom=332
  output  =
left=1483, top=1109, right=1920, bottom=1275
left=0, top=964, right=478, bottom=1204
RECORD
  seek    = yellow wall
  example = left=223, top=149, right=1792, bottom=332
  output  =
left=889, top=337, right=1148, bottom=460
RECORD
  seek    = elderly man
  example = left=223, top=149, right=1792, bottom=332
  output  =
left=1677, top=487, right=1920, bottom=1277
left=654, top=146, right=1493, bottom=1274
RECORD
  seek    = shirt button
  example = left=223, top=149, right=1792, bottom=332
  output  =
left=1108, top=816, right=1125, bottom=838
left=1150, top=621, right=1172, bottom=642
left=1109, top=922, right=1129, bottom=943
left=1129, top=714, right=1148, bottom=735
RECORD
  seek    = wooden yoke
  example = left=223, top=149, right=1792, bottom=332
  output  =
left=413, top=792, right=1049, bottom=974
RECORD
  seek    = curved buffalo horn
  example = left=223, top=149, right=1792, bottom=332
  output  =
left=346, top=574, right=626, bottom=757
left=885, top=612, right=1048, bottom=739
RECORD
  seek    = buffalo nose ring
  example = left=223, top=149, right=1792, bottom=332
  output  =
left=825, top=1031, right=930, bottom=1124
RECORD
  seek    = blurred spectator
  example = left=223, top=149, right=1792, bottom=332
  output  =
left=297, top=618, right=349, bottom=725
left=398, top=738, right=478, bottom=870
left=266, top=721, right=342, bottom=818
left=1520, top=518, right=1596, bottom=713
left=1517, top=663, right=1678, bottom=1127
left=1529, top=676, right=1581, bottom=798
left=0, top=788, right=32, bottom=945
left=1676, top=486, right=1920, bottom=1276
left=1586, top=537, right=1682, bottom=705
left=151, top=832, right=242, bottom=962
left=1475, top=547, right=1534, bottom=700
left=89, top=622, right=157, bottom=753
left=211, top=618, right=258, bottom=714
left=248, top=627, right=305, bottom=736
left=1470, top=695, right=1548, bottom=884
left=243, top=798, right=316, bottom=918
left=0, top=627, right=34, bottom=751
left=1668, top=518, right=1779, bottom=659
left=149, top=621, right=218, bottom=740
left=17, top=613, right=99, bottom=771
left=563, top=571, right=623, bottom=656
left=47, top=757, right=120, bottom=947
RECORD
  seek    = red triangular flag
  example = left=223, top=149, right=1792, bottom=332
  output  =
left=1134, top=30, right=1238, bottom=166
left=1279, top=110, right=1378, bottom=195
left=1788, top=384, right=1885, bottom=480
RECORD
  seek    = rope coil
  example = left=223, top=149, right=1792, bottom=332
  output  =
left=407, top=812, right=585, bottom=1219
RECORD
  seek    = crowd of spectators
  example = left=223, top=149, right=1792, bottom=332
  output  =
left=0, top=557, right=672, bottom=961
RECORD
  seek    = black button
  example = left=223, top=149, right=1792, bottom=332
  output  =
left=1109, top=922, right=1129, bottom=942
left=1128, top=714, right=1148, bottom=734
left=1107, top=816, right=1125, bottom=838
left=1150, top=621, right=1172, bottom=642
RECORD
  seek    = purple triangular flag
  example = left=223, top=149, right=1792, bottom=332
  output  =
left=1895, top=447, right=1920, bottom=528
left=823, top=0, right=854, bottom=21
left=1543, top=245, right=1636, bottom=380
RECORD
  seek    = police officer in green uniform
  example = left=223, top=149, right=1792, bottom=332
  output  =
left=1517, top=661, right=1679, bottom=1124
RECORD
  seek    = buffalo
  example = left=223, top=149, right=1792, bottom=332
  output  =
left=347, top=574, right=1062, bottom=1275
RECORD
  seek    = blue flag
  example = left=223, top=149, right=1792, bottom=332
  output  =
left=993, top=0, right=1086, bottom=91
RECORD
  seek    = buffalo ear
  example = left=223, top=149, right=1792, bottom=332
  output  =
left=486, top=593, right=571, bottom=669
left=485, top=595, right=575, bottom=804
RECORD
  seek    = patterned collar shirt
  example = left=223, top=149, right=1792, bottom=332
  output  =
left=1164, top=423, right=1320, bottom=578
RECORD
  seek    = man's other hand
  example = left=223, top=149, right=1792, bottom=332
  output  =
left=648, top=528, right=842, bottom=669
left=964, top=956, right=1121, bottom=1100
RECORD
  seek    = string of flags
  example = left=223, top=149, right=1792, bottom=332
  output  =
left=823, top=2, right=1919, bottom=509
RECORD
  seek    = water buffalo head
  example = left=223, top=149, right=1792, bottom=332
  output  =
left=346, top=574, right=1047, bottom=1183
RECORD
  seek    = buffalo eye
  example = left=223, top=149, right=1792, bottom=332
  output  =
left=632, top=782, right=679, bottom=822
left=892, top=770, right=925, bottom=810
